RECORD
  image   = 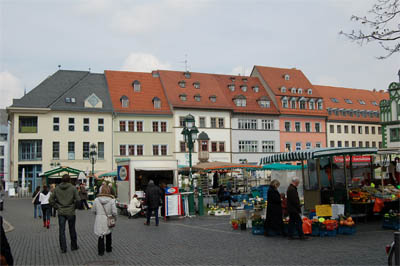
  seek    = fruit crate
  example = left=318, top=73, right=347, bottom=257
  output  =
left=252, top=226, right=264, bottom=235
left=311, top=224, right=320, bottom=236
left=337, top=226, right=356, bottom=235
left=382, top=217, right=400, bottom=230
left=326, top=229, right=337, bottom=237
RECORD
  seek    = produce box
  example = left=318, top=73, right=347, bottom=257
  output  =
left=382, top=217, right=400, bottom=230
left=311, top=224, right=320, bottom=236
left=252, top=226, right=264, bottom=235
left=337, top=226, right=356, bottom=235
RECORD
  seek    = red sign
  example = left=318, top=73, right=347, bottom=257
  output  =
left=333, top=155, right=371, bottom=163
left=165, top=186, right=179, bottom=195
left=117, top=165, right=129, bottom=181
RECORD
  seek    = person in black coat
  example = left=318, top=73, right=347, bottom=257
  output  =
left=0, top=216, right=13, bottom=265
left=144, top=180, right=161, bottom=226
left=287, top=177, right=307, bottom=240
left=264, top=180, right=284, bottom=236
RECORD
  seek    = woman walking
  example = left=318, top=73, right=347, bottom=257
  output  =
left=264, top=180, right=284, bottom=236
left=39, top=185, right=51, bottom=229
left=92, top=185, right=117, bottom=256
left=32, top=186, right=42, bottom=219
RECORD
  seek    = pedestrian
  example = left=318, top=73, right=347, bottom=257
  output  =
left=0, top=216, right=13, bottom=266
left=217, top=185, right=232, bottom=207
left=127, top=194, right=141, bottom=219
left=286, top=177, right=308, bottom=240
left=49, top=174, right=81, bottom=253
left=92, top=185, right=117, bottom=256
left=50, top=184, right=57, bottom=217
left=144, top=180, right=161, bottom=226
left=79, top=183, right=89, bottom=210
left=0, top=184, right=4, bottom=211
left=264, top=180, right=284, bottom=236
left=32, top=186, right=42, bottom=219
left=39, top=185, right=51, bottom=229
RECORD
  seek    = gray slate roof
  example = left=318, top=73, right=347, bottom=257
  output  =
left=0, top=109, right=8, bottom=134
left=11, top=70, right=113, bottom=112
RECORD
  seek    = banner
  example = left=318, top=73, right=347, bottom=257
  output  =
left=333, top=155, right=371, bottom=163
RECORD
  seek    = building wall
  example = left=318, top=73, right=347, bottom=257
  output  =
left=231, top=114, right=280, bottom=164
left=9, top=110, right=113, bottom=184
left=279, top=115, right=326, bottom=151
left=327, top=121, right=382, bottom=148
left=113, top=114, right=175, bottom=161
left=173, top=109, right=231, bottom=166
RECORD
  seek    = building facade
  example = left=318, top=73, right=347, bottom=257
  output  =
left=380, top=76, right=400, bottom=149
left=0, top=110, right=10, bottom=187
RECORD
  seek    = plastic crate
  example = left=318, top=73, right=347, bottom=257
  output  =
left=326, top=230, right=337, bottom=237
left=311, top=224, right=320, bottom=236
left=382, top=218, right=400, bottom=230
left=252, top=226, right=264, bottom=235
left=319, top=229, right=328, bottom=237
left=338, top=226, right=356, bottom=235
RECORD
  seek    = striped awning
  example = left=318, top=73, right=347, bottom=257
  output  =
left=259, top=147, right=378, bottom=164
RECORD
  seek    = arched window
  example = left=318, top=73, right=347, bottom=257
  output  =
left=152, top=97, right=161, bottom=109
left=194, top=94, right=201, bottom=102
left=209, top=95, right=217, bottom=103
left=178, top=80, right=186, bottom=88
left=120, top=95, right=129, bottom=108
left=179, top=94, right=187, bottom=101
left=132, top=80, right=141, bottom=92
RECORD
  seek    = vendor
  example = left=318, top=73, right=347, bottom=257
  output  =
left=127, top=194, right=142, bottom=218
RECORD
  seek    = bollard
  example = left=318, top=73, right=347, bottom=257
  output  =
left=395, top=231, right=400, bottom=266
left=198, top=187, right=204, bottom=216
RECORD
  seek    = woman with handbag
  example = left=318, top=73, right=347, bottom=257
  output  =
left=39, top=185, right=51, bottom=229
left=92, top=185, right=117, bottom=256
left=32, top=186, right=42, bottom=219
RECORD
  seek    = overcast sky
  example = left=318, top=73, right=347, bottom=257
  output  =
left=1, top=0, right=399, bottom=109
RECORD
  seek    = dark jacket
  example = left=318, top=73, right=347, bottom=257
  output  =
left=32, top=190, right=41, bottom=205
left=265, top=186, right=283, bottom=232
left=49, top=182, right=80, bottom=216
left=0, top=216, right=13, bottom=266
left=145, top=183, right=161, bottom=209
left=79, top=186, right=88, bottom=200
left=287, top=184, right=301, bottom=214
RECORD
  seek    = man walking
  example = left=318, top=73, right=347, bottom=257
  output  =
left=287, top=177, right=308, bottom=240
left=50, top=174, right=81, bottom=253
left=144, top=180, right=161, bottom=226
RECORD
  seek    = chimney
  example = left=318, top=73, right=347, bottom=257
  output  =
left=379, top=90, right=384, bottom=93
left=373, top=88, right=376, bottom=92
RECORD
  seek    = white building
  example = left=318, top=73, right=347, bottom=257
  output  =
left=0, top=110, right=10, bottom=189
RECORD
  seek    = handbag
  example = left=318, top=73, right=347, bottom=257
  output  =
left=32, top=192, right=40, bottom=204
left=101, top=202, right=116, bottom=228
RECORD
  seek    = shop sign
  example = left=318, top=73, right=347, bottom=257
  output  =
left=117, top=165, right=129, bottom=181
left=316, top=204, right=332, bottom=217
left=333, top=155, right=371, bottom=163
left=165, top=186, right=179, bottom=195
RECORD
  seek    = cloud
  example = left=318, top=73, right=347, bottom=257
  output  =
left=121, top=53, right=171, bottom=72
left=230, top=66, right=252, bottom=76
left=0, top=71, right=24, bottom=109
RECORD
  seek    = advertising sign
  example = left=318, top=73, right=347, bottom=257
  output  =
left=117, top=165, right=129, bottom=181
left=333, top=155, right=371, bottom=163
left=316, top=204, right=332, bottom=217
left=165, top=186, right=179, bottom=195
left=165, top=194, right=182, bottom=216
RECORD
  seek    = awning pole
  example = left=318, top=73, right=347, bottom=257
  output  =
left=380, top=154, right=385, bottom=192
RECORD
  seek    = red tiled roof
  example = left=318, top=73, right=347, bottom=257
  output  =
left=314, top=85, right=389, bottom=122
left=158, top=70, right=232, bottom=110
left=104, top=70, right=172, bottom=114
left=212, top=74, right=279, bottom=114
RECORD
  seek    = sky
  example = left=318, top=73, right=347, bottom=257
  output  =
left=1, top=0, right=399, bottom=109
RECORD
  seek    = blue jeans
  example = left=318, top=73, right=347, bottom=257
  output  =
left=58, top=215, right=78, bottom=251
left=41, top=204, right=51, bottom=222
left=146, top=207, right=159, bottom=225
left=34, top=204, right=42, bottom=218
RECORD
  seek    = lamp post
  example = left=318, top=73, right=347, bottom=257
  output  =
left=89, top=143, right=97, bottom=192
left=181, top=114, right=199, bottom=215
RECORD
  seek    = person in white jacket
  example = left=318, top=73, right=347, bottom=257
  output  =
left=127, top=194, right=142, bottom=218
left=39, top=185, right=51, bottom=229
left=92, top=185, right=117, bottom=256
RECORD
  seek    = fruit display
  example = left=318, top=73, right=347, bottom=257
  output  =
left=349, top=188, right=372, bottom=203
left=338, top=215, right=355, bottom=227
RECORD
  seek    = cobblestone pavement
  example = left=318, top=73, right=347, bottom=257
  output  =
left=0, top=197, right=396, bottom=266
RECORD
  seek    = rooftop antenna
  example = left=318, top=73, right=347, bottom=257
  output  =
left=179, top=54, right=190, bottom=72
left=58, top=65, right=61, bottom=70
left=88, top=67, right=91, bottom=72
left=24, top=85, right=26, bottom=96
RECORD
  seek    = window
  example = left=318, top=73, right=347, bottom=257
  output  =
left=128, top=121, right=135, bottom=132
left=178, top=80, right=186, bottom=88
left=365, top=141, right=370, bottom=148
left=378, top=127, right=382, bottom=135
left=358, top=126, right=362, bottom=134
left=128, top=145, right=135, bottom=156
left=282, top=99, right=288, bottom=108
left=241, top=85, right=247, bottom=92
left=358, top=100, right=366, bottom=105
left=68, top=118, right=75, bottom=132
left=136, top=121, right=143, bottom=132
left=121, top=96, right=129, bottom=108
left=83, top=142, right=89, bottom=159
left=0, top=146, right=3, bottom=156
left=218, top=118, right=224, bottom=128
left=285, top=142, right=292, bottom=152
left=295, top=122, right=301, bottom=132
left=259, top=100, right=270, bottom=108
left=83, top=118, right=89, bottom=132
left=228, top=84, right=235, bottom=91
left=180, top=142, right=186, bottom=152
left=315, top=142, right=321, bottom=148
left=344, top=125, right=349, bottom=134
left=199, top=117, right=206, bottom=128
left=284, top=74, right=290, bottom=80
left=19, top=116, right=38, bottom=133
left=306, top=142, right=311, bottom=149
left=299, top=101, right=306, bottom=109
left=344, top=99, right=352, bottom=104
left=193, top=82, right=200, bottom=89
left=253, top=86, right=259, bottom=92
left=161, top=145, right=167, bottom=156
left=371, top=101, right=378, bottom=106
left=390, top=128, right=400, bottom=142
left=119, top=145, right=126, bottom=156
left=211, top=142, right=217, bottom=152
left=209, top=96, right=217, bottom=103
left=372, top=127, right=376, bottom=134
left=337, top=125, right=341, bottom=134
left=338, top=141, right=342, bottom=148
left=235, top=98, right=246, bottom=107
left=291, top=88, right=296, bottom=93
left=345, top=141, right=349, bottom=147
left=307, top=89, right=312, bottom=95
left=184, top=72, right=191, bottom=78
left=262, top=141, right=275, bottom=152
left=137, top=145, right=143, bottom=156
left=330, top=141, right=335, bottom=147
left=315, top=123, right=321, bottom=133
left=211, top=118, right=217, bottom=128
left=330, top=98, right=339, bottom=103
left=379, top=142, right=382, bottom=148
left=285, top=122, right=291, bottom=132
left=261, top=120, right=274, bottom=130
left=219, top=142, right=225, bottom=152
left=298, top=88, right=303, bottom=94
left=152, top=121, right=159, bottom=132
left=291, top=100, right=296, bottom=109
left=352, top=126, right=356, bottom=134
left=161, top=122, right=167, bottom=132
left=119, top=121, right=126, bottom=132
left=153, top=97, right=161, bottom=109
left=179, top=94, right=187, bottom=101
left=296, top=142, right=301, bottom=151
left=98, top=142, right=104, bottom=159
left=365, top=126, right=369, bottom=134
left=153, top=145, right=159, bottom=156
left=352, top=141, right=356, bottom=147
left=179, top=117, right=186, bottom=127
left=98, top=118, right=104, bottom=132
left=133, top=80, right=141, bottom=92
left=68, top=142, right=75, bottom=160
left=372, top=141, right=376, bottom=147
left=194, top=95, right=201, bottom=102
left=281, top=86, right=287, bottom=93
left=305, top=122, right=311, bottom=132
left=238, top=119, right=257, bottom=130
left=330, top=125, right=334, bottom=133
left=359, top=141, right=363, bottom=147
left=238, top=140, right=258, bottom=152
left=317, top=101, right=323, bottom=110
left=309, top=101, right=315, bottom=110
left=52, top=142, right=60, bottom=160
left=53, top=117, right=60, bottom=131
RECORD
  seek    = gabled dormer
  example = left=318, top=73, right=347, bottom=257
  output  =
left=85, top=93, right=103, bottom=108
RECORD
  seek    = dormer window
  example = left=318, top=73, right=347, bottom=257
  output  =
left=330, top=98, right=339, bottom=103
left=152, top=97, right=161, bottom=109
left=291, top=88, right=296, bottom=93
left=345, top=99, right=353, bottom=104
left=179, top=94, right=187, bottom=101
left=371, top=101, right=378, bottom=106
left=241, top=85, right=247, bottom=92
left=290, top=98, right=296, bottom=109
left=317, top=99, right=323, bottom=110
left=120, top=95, right=129, bottom=108
left=258, top=97, right=270, bottom=108
left=281, top=87, right=287, bottom=93
left=358, top=100, right=366, bottom=105
left=297, top=88, right=303, bottom=94
left=193, top=82, right=200, bottom=89
left=284, top=74, right=290, bottom=80
left=184, top=71, right=191, bottom=79
left=152, top=71, right=159, bottom=77
left=228, top=84, right=235, bottom=92
left=209, top=95, right=217, bottom=103
left=230, top=77, right=236, bottom=82
left=132, top=80, right=141, bottom=92
left=282, top=97, right=288, bottom=108
left=242, top=78, right=248, bottom=83
left=307, top=89, right=312, bottom=95
left=252, top=86, right=259, bottom=92
left=71, top=97, right=76, bottom=103
left=309, top=99, right=315, bottom=110
left=234, top=95, right=246, bottom=107
left=194, top=94, right=201, bottom=102
left=178, top=80, right=186, bottom=88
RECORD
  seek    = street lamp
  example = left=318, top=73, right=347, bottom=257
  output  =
left=89, top=143, right=97, bottom=191
left=181, top=114, right=199, bottom=215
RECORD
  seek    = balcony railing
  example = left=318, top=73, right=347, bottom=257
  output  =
left=19, top=126, right=37, bottom=133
